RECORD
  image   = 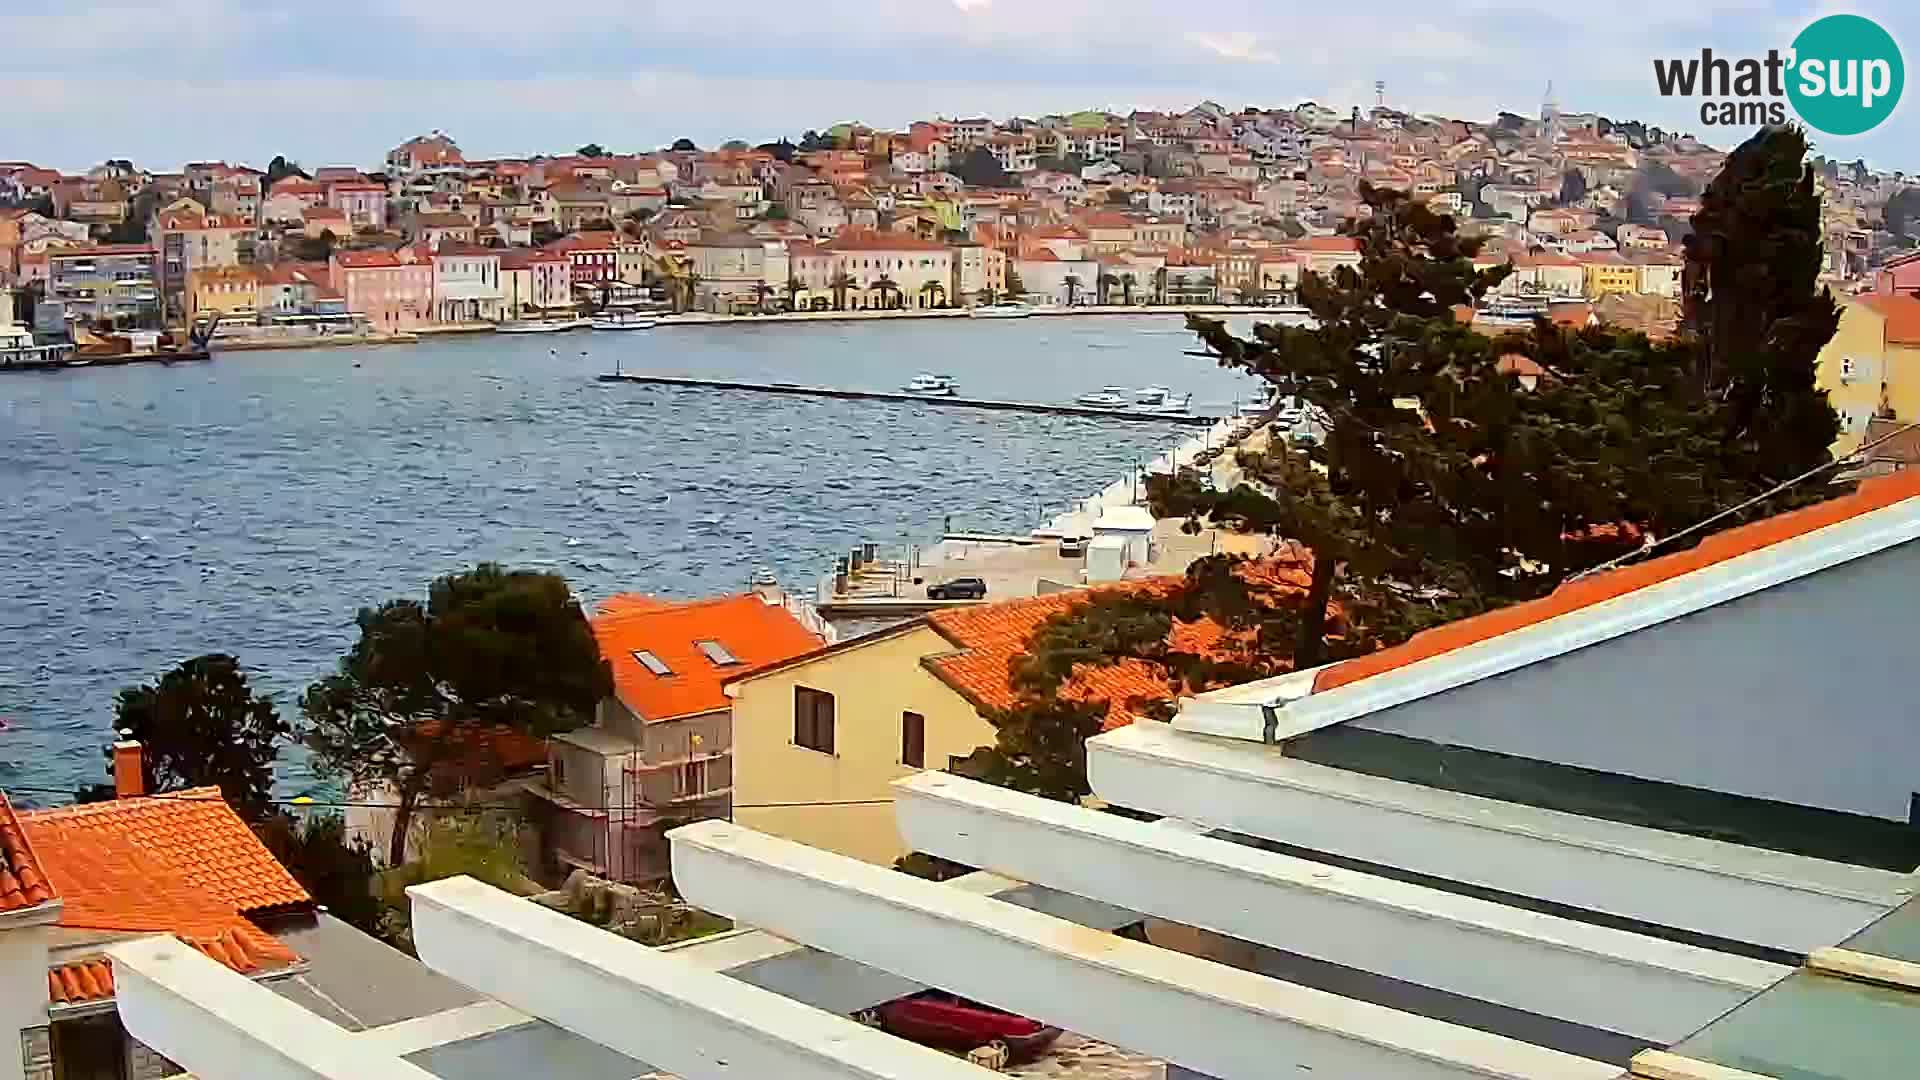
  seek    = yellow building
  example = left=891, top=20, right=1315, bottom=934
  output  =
left=724, top=590, right=1181, bottom=865
left=1578, top=254, right=1638, bottom=298
left=186, top=266, right=260, bottom=321
left=1816, top=294, right=1920, bottom=454
left=725, top=622, right=992, bottom=865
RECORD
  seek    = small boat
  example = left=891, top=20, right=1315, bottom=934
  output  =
left=591, top=310, right=657, bottom=331
left=498, top=318, right=589, bottom=334
left=1133, top=385, right=1193, bottom=415
left=903, top=372, right=958, bottom=396
left=1075, top=386, right=1131, bottom=408
left=969, top=303, right=1032, bottom=319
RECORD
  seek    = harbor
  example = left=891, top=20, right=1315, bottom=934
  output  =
left=595, top=372, right=1223, bottom=425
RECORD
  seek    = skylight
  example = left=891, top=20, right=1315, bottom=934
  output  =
left=632, top=650, right=672, bottom=676
left=695, top=640, right=740, bottom=667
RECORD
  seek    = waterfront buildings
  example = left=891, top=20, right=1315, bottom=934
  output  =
left=45, top=245, right=159, bottom=328
left=424, top=242, right=503, bottom=324
left=328, top=248, right=430, bottom=330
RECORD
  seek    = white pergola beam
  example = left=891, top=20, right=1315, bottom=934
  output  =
left=408, top=875, right=994, bottom=1080
left=664, top=870, right=1140, bottom=1015
left=1089, top=722, right=1908, bottom=954
left=669, top=821, right=1621, bottom=1080
left=106, top=936, right=439, bottom=1080
left=893, top=772, right=1788, bottom=1042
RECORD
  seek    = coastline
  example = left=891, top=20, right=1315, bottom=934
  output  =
left=655, top=304, right=1300, bottom=328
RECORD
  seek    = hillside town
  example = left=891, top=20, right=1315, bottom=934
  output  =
left=6, top=78, right=1920, bottom=1080
left=4, top=96, right=1915, bottom=351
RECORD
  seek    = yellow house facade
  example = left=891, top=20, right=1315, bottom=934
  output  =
left=1814, top=294, right=1920, bottom=455
left=724, top=622, right=994, bottom=865
left=186, top=266, right=260, bottom=320
left=1579, top=256, right=1638, bottom=298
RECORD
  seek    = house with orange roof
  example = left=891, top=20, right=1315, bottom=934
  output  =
left=1169, top=469, right=1920, bottom=873
left=329, top=248, right=431, bottom=331
left=1816, top=292, right=1920, bottom=453
left=722, top=563, right=1313, bottom=865
left=0, top=744, right=322, bottom=1080
left=525, top=592, right=822, bottom=883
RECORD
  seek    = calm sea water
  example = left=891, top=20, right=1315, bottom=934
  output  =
left=0, top=315, right=1255, bottom=803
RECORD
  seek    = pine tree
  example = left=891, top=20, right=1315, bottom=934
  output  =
left=1682, top=125, right=1841, bottom=492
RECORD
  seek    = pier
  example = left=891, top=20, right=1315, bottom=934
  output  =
left=595, top=373, right=1221, bottom=425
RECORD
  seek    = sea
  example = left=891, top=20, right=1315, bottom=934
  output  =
left=0, top=314, right=1261, bottom=803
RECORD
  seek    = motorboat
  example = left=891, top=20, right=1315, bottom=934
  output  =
left=498, top=317, right=590, bottom=334
left=1075, top=386, right=1131, bottom=408
left=969, top=303, right=1032, bottom=319
left=591, top=309, right=657, bottom=331
left=1133, top=385, right=1193, bottom=415
left=903, top=372, right=958, bottom=396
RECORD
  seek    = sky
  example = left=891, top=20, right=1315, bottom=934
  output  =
left=5, top=0, right=1918, bottom=174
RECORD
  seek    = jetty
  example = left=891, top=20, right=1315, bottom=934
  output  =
left=595, top=373, right=1220, bottom=425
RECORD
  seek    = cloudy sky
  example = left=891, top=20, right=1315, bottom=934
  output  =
left=6, top=0, right=1916, bottom=173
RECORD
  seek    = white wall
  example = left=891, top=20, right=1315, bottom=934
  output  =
left=1354, top=540, right=1920, bottom=823
left=0, top=925, right=51, bottom=1080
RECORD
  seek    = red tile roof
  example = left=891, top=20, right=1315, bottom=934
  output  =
left=1314, top=470, right=1920, bottom=693
left=1858, top=293, right=1920, bottom=345
left=0, top=794, right=56, bottom=912
left=925, top=556, right=1320, bottom=727
left=24, top=789, right=308, bottom=1003
left=22, top=789, right=310, bottom=913
left=591, top=594, right=822, bottom=721
left=825, top=229, right=949, bottom=253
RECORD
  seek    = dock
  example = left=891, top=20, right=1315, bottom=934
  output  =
left=2, top=349, right=211, bottom=373
left=595, top=373, right=1220, bottom=425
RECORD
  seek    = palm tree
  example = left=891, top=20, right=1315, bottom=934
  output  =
left=829, top=271, right=854, bottom=311
left=1063, top=274, right=1082, bottom=307
left=1152, top=266, right=1168, bottom=306
left=874, top=274, right=899, bottom=310
left=1097, top=273, right=1120, bottom=305
left=752, top=283, right=775, bottom=313
left=919, top=280, right=946, bottom=309
left=1120, top=273, right=1137, bottom=306
left=783, top=274, right=802, bottom=312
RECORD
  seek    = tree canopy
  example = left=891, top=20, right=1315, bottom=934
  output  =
left=302, top=564, right=611, bottom=865
left=97, top=654, right=289, bottom=818
left=975, top=130, right=1844, bottom=795
left=951, top=147, right=1015, bottom=188
left=670, top=138, right=699, bottom=152
left=576, top=143, right=607, bottom=158
left=265, top=155, right=309, bottom=187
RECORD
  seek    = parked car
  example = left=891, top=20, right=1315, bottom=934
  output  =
left=927, top=577, right=988, bottom=600
left=868, top=991, right=1062, bottom=1063
left=1057, top=536, right=1088, bottom=557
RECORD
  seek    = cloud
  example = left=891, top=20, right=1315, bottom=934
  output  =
left=1185, top=31, right=1281, bottom=64
left=4, top=0, right=1918, bottom=172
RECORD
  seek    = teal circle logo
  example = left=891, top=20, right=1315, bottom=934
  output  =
left=1787, top=14, right=1903, bottom=136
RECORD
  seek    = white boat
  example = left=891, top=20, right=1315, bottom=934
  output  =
left=498, top=318, right=590, bottom=334
left=1133, top=385, right=1193, bottom=415
left=591, top=310, right=657, bottom=331
left=969, top=303, right=1032, bottom=319
left=903, top=372, right=958, bottom=396
left=1076, top=386, right=1131, bottom=408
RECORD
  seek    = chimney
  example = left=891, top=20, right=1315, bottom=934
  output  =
left=112, top=740, right=144, bottom=798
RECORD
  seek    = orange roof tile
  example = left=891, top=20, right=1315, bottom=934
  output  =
left=1313, top=470, right=1920, bottom=694
left=25, top=791, right=305, bottom=1003
left=0, top=794, right=56, bottom=912
left=925, top=557, right=1320, bottom=727
left=22, top=788, right=310, bottom=913
left=1858, top=293, right=1920, bottom=345
left=592, top=594, right=822, bottom=721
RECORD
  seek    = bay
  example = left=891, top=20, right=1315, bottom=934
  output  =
left=0, top=314, right=1257, bottom=803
